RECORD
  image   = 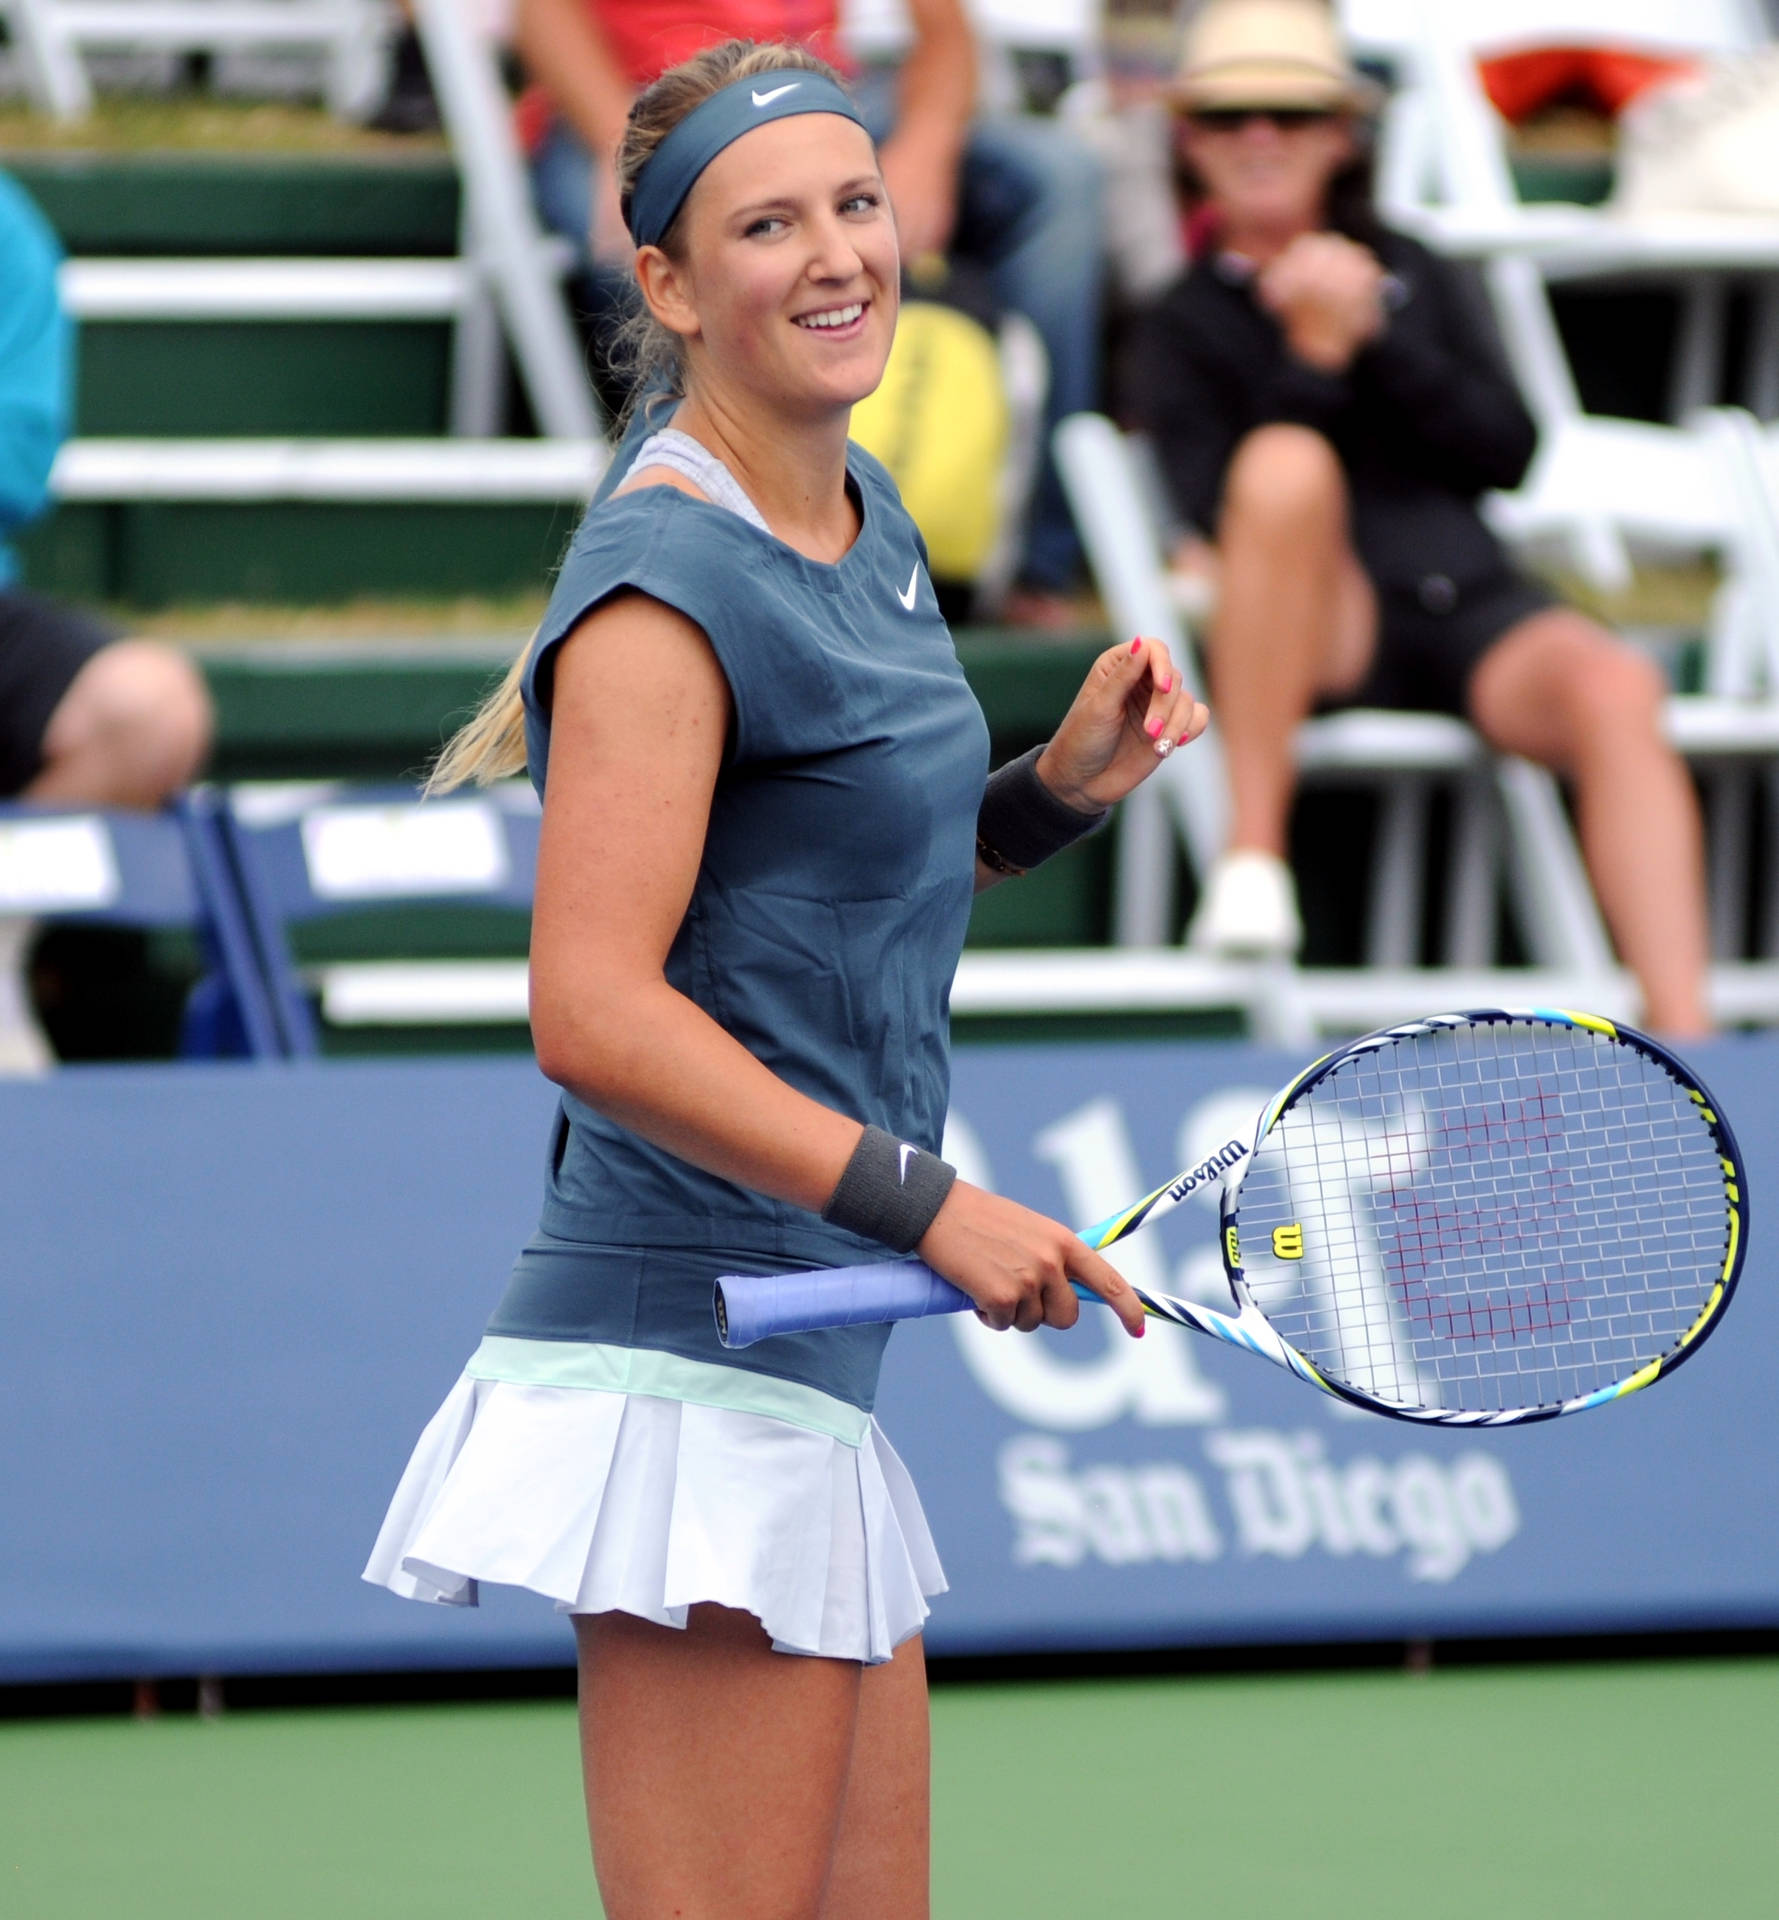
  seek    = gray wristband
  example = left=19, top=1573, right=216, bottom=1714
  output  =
left=821, top=1124, right=957, bottom=1254
left=976, top=745, right=1108, bottom=875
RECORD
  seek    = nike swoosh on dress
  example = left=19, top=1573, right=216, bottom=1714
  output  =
left=896, top=564, right=919, bottom=611
left=751, top=83, right=801, bottom=106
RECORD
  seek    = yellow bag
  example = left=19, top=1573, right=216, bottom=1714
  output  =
left=850, top=299, right=1008, bottom=582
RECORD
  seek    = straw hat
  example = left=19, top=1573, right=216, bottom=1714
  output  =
left=1172, top=0, right=1382, bottom=114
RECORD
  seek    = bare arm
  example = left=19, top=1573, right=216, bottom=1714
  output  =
left=513, top=0, right=634, bottom=161
left=878, top=0, right=977, bottom=261
left=529, top=589, right=1146, bottom=1336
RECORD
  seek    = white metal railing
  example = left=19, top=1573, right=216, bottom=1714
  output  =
left=310, top=950, right=1779, bottom=1044
left=51, top=435, right=609, bottom=501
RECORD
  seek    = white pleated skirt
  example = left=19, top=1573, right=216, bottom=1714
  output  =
left=363, top=1369, right=947, bottom=1665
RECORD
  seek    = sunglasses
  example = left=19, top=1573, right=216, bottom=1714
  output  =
left=1185, top=107, right=1338, bottom=132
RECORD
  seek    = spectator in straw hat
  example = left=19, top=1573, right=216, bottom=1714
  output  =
left=1120, top=0, right=1711, bottom=1035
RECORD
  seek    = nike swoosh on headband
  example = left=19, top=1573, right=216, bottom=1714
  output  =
left=897, top=564, right=919, bottom=611
left=625, top=72, right=866, bottom=248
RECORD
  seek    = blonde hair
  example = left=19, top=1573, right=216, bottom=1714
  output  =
left=429, top=38, right=850, bottom=795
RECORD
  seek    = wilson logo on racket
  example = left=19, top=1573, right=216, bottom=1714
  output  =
left=1167, top=1140, right=1247, bottom=1205
left=1271, top=1224, right=1305, bottom=1260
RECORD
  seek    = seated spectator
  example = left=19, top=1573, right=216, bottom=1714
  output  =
left=1, top=171, right=211, bottom=810
left=512, top=0, right=1103, bottom=619
left=2, top=169, right=212, bottom=1069
left=1120, top=0, right=1710, bottom=1036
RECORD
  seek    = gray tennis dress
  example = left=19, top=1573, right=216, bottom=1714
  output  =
left=365, top=422, right=989, bottom=1661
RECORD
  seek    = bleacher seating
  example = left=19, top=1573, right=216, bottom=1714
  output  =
left=11, top=0, right=604, bottom=547
left=217, top=779, right=540, bottom=1053
left=0, top=794, right=281, bottom=1061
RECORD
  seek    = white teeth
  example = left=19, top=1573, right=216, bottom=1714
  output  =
left=796, top=302, right=864, bottom=330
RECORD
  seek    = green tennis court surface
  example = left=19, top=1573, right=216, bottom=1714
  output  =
left=6, top=1659, right=1774, bottom=1918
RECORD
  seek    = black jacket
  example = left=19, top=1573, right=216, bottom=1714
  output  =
left=1120, top=227, right=1538, bottom=597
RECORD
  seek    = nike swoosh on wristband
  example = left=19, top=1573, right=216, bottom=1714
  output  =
left=751, top=83, right=801, bottom=106
left=897, top=564, right=919, bottom=611
left=898, top=1143, right=915, bottom=1183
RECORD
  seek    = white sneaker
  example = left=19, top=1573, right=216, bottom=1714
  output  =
left=1187, top=851, right=1303, bottom=958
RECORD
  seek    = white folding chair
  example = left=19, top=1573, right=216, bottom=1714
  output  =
left=2, top=0, right=393, bottom=119
left=1346, top=0, right=1779, bottom=441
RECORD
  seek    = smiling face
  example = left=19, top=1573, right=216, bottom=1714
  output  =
left=641, top=112, right=899, bottom=423
left=1178, top=108, right=1355, bottom=240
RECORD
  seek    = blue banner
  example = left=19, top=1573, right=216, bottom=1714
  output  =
left=0, top=1038, right=1773, bottom=1682
left=896, top=1039, right=1778, bottom=1651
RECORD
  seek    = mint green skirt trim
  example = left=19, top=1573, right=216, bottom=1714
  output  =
left=464, top=1335, right=870, bottom=1447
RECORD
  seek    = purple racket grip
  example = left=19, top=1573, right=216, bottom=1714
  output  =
left=714, top=1260, right=971, bottom=1348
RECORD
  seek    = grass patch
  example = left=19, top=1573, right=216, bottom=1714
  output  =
left=3, top=1658, right=1776, bottom=1918
left=0, top=96, right=445, bottom=157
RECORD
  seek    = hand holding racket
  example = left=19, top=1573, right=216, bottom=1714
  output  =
left=716, top=1010, right=1748, bottom=1427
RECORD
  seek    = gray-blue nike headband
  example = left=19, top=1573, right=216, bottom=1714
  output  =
left=622, top=70, right=869, bottom=249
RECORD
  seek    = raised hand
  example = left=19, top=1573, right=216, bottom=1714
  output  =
left=1256, top=231, right=1387, bottom=371
left=1034, top=636, right=1209, bottom=814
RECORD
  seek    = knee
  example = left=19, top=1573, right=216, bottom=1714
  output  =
left=1562, top=631, right=1669, bottom=748
left=1220, top=426, right=1346, bottom=538
left=50, top=641, right=214, bottom=804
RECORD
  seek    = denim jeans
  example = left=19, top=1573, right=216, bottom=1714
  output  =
left=531, top=96, right=1104, bottom=589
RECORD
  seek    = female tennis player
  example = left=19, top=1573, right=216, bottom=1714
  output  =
left=365, top=39, right=1204, bottom=1919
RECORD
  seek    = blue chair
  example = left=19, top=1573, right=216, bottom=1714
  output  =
left=218, top=782, right=541, bottom=1056
left=0, top=793, right=281, bottom=1059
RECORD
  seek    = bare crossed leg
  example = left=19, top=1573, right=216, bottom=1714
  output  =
left=1467, top=611, right=1710, bottom=1036
left=25, top=640, right=211, bottom=808
left=1202, top=423, right=1377, bottom=859
left=1197, top=425, right=1710, bottom=1031
left=575, top=1605, right=929, bottom=1920
left=1, top=639, right=212, bottom=1073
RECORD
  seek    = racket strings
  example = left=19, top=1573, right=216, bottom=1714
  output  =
left=1232, top=1021, right=1730, bottom=1413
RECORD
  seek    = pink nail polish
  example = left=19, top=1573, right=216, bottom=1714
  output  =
left=1129, top=638, right=1141, bottom=654
left=1146, top=716, right=1163, bottom=738
left=1160, top=674, right=1173, bottom=693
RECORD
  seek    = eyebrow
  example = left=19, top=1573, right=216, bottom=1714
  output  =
left=729, top=174, right=882, bottom=222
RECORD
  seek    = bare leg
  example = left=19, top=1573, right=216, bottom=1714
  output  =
left=1206, top=424, right=1377, bottom=855
left=576, top=1604, right=871, bottom=1920
left=1468, top=610, right=1710, bottom=1035
left=820, top=1634, right=931, bottom=1920
left=26, top=640, right=212, bottom=809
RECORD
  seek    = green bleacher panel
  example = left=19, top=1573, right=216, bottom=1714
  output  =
left=2, top=153, right=461, bottom=256
left=19, top=500, right=579, bottom=604
left=73, top=320, right=454, bottom=437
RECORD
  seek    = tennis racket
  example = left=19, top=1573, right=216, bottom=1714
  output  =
left=715, top=1009, right=1747, bottom=1427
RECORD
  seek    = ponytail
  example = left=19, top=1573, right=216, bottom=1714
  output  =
left=426, top=639, right=533, bottom=793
